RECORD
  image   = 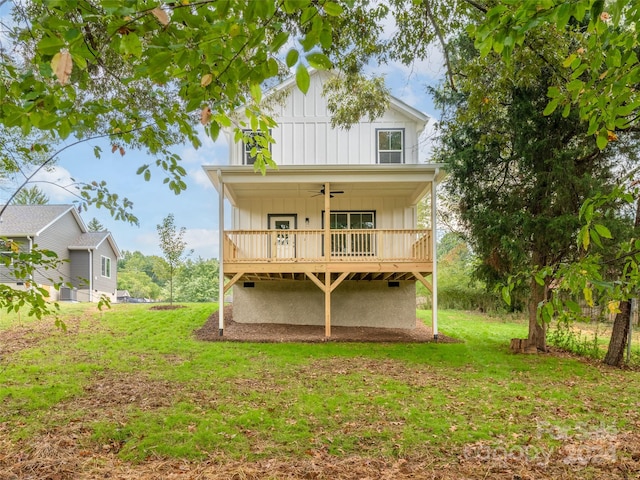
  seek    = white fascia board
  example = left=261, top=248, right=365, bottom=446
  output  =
left=204, top=164, right=440, bottom=185
left=36, top=205, right=87, bottom=236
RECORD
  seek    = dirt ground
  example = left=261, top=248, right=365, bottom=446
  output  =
left=194, top=306, right=460, bottom=343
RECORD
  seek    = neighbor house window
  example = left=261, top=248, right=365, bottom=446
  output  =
left=242, top=129, right=271, bottom=165
left=101, top=256, right=111, bottom=278
left=0, top=239, right=16, bottom=265
left=376, top=129, right=404, bottom=163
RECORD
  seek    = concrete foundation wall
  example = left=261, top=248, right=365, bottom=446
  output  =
left=233, top=280, right=416, bottom=329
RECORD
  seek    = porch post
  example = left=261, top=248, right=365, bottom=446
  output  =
left=324, top=182, right=331, bottom=337
left=431, top=171, right=439, bottom=341
left=217, top=169, right=225, bottom=336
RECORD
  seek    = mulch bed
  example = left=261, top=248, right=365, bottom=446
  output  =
left=194, top=306, right=460, bottom=343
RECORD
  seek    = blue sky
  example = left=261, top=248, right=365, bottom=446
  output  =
left=1, top=4, right=445, bottom=259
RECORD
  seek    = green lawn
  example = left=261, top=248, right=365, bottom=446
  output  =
left=0, top=303, right=638, bottom=478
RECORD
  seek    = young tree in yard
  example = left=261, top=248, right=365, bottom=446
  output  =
left=157, top=214, right=192, bottom=305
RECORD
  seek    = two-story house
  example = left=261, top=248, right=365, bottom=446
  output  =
left=0, top=204, right=120, bottom=303
left=204, top=70, right=444, bottom=338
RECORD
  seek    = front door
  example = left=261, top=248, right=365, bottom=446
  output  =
left=268, top=214, right=297, bottom=259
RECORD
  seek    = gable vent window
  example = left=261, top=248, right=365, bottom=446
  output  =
left=101, top=256, right=111, bottom=278
left=243, top=130, right=271, bottom=166
left=376, top=129, right=404, bottom=164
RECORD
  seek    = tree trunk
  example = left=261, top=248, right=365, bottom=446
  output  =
left=528, top=275, right=547, bottom=351
left=604, top=301, right=631, bottom=367
left=604, top=196, right=640, bottom=366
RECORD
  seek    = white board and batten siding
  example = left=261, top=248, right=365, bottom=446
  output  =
left=228, top=70, right=427, bottom=167
left=232, top=197, right=415, bottom=231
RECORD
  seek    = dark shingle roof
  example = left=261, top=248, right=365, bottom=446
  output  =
left=0, top=205, right=76, bottom=236
left=69, top=231, right=109, bottom=249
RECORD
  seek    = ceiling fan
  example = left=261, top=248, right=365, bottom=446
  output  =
left=310, top=186, right=344, bottom=198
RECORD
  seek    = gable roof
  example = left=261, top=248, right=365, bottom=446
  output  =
left=244, top=68, right=430, bottom=127
left=0, top=205, right=121, bottom=258
left=0, top=204, right=84, bottom=236
left=69, top=231, right=121, bottom=259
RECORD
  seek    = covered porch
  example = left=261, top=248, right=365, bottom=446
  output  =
left=204, top=164, right=445, bottom=338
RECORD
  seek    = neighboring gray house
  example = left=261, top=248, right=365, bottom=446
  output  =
left=0, top=204, right=120, bottom=303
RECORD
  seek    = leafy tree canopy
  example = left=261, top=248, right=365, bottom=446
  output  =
left=473, top=0, right=640, bottom=149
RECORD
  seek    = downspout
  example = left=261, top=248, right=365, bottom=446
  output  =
left=27, top=236, right=33, bottom=287
left=88, top=248, right=93, bottom=302
left=431, top=169, right=439, bottom=341
left=217, top=169, right=225, bottom=336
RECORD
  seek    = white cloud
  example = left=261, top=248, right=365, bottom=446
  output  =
left=184, top=228, right=218, bottom=259
left=190, top=168, right=214, bottom=189
left=30, top=165, right=80, bottom=202
left=130, top=228, right=219, bottom=259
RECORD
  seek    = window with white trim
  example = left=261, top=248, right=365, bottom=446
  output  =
left=323, top=211, right=376, bottom=256
left=242, top=130, right=271, bottom=165
left=376, top=129, right=404, bottom=163
left=101, top=256, right=111, bottom=278
left=0, top=239, right=16, bottom=266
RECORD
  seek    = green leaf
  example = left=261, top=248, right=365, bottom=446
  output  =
left=596, top=130, right=608, bottom=150
left=589, top=228, right=602, bottom=248
left=501, top=285, right=511, bottom=306
left=285, top=49, right=299, bottom=68
left=543, top=98, right=559, bottom=116
left=270, top=31, right=289, bottom=52
left=594, top=223, right=612, bottom=239
left=119, top=33, right=142, bottom=58
left=38, top=36, right=66, bottom=55
left=323, top=1, right=343, bottom=16
left=306, top=52, right=332, bottom=70
left=562, top=54, right=576, bottom=68
left=583, top=286, right=593, bottom=307
left=296, top=63, right=310, bottom=94
left=250, top=83, right=262, bottom=104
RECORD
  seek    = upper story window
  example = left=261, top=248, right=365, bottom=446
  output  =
left=242, top=130, right=271, bottom=165
left=101, top=255, right=111, bottom=278
left=376, top=128, right=404, bottom=164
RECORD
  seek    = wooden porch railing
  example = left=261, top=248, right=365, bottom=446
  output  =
left=224, top=229, right=432, bottom=263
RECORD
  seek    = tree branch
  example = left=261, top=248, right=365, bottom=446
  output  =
left=0, top=123, right=157, bottom=219
left=423, top=0, right=456, bottom=91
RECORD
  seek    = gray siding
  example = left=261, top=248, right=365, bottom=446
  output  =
left=32, top=211, right=83, bottom=284
left=0, top=237, right=29, bottom=284
left=93, top=241, right=117, bottom=295
left=70, top=250, right=91, bottom=288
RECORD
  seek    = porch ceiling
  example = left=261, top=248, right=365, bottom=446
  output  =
left=203, top=164, right=445, bottom=206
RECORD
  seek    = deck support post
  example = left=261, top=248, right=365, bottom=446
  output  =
left=324, top=183, right=331, bottom=337
left=431, top=171, right=439, bottom=341
left=217, top=170, right=225, bottom=337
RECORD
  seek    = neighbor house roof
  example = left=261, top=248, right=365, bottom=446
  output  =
left=0, top=205, right=83, bottom=237
left=0, top=205, right=120, bottom=258
left=69, top=231, right=121, bottom=259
